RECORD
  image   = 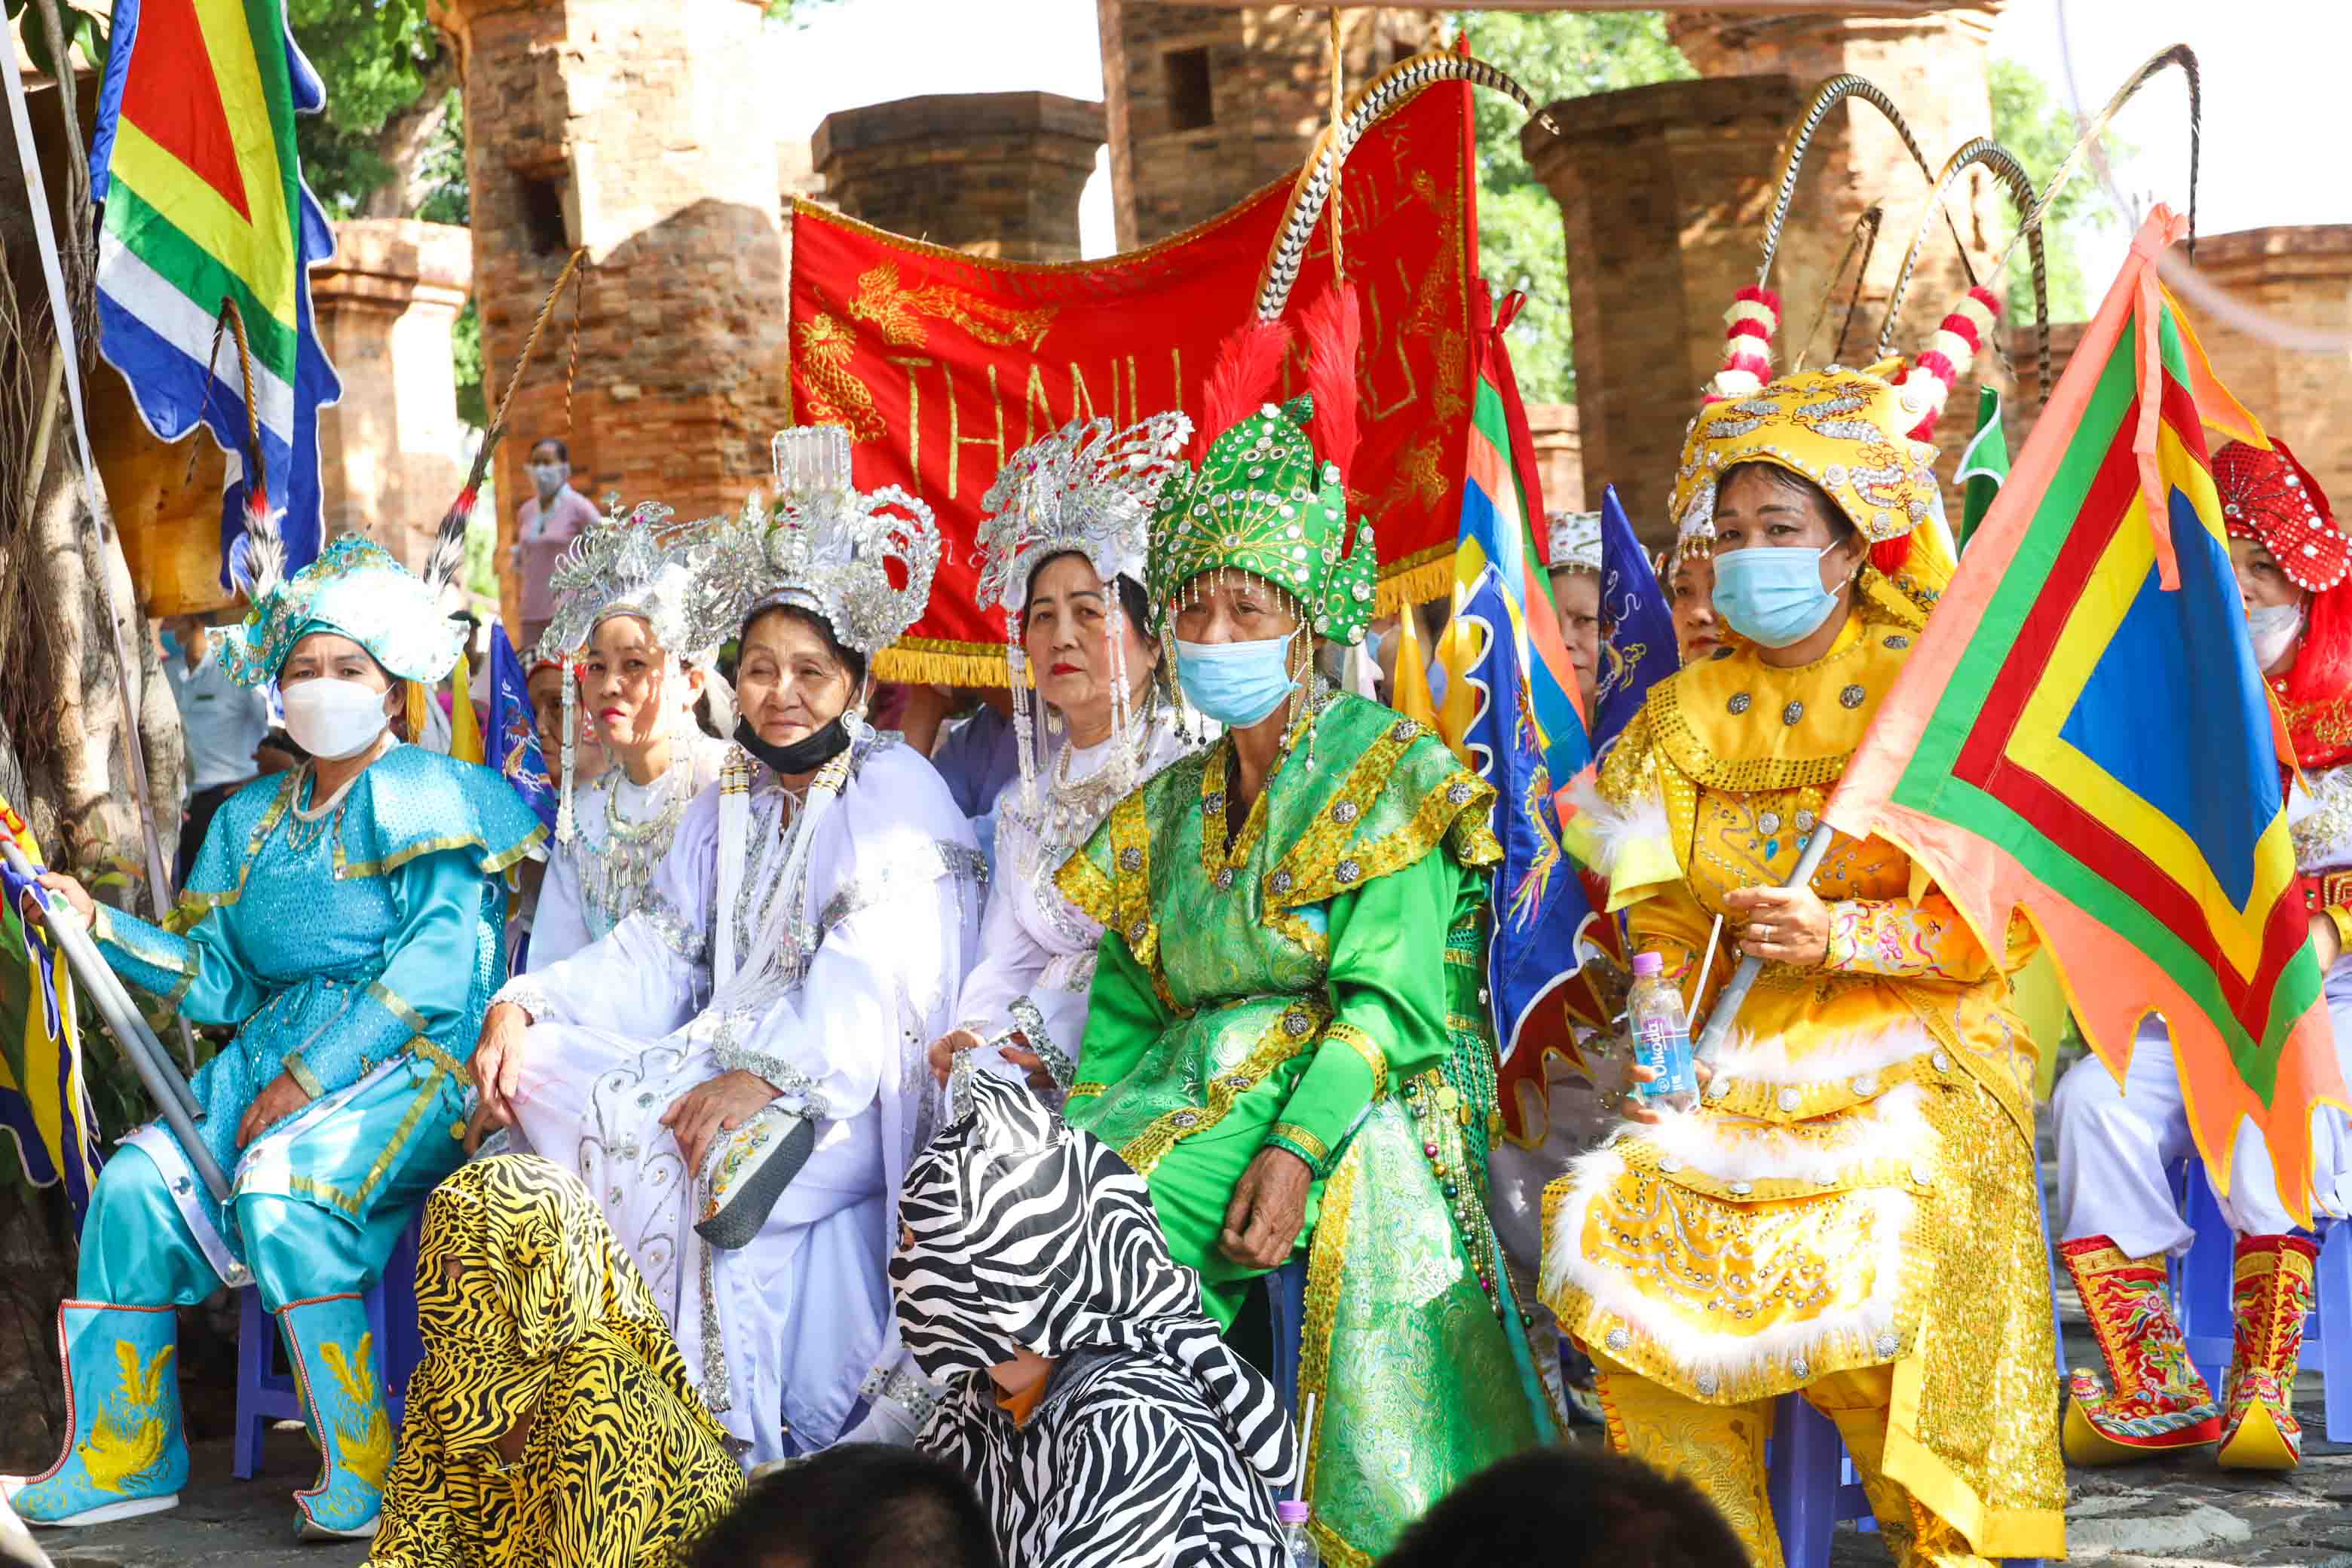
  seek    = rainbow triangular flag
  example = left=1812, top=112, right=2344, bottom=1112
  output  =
left=89, top=0, right=343, bottom=584
left=1824, top=207, right=2345, bottom=1217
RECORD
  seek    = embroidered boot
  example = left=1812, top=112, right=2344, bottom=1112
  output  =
left=2060, top=1236, right=2220, bottom=1462
left=2215, top=1234, right=2319, bottom=1470
left=2, top=1301, right=186, bottom=1526
left=279, top=1293, right=393, bottom=1539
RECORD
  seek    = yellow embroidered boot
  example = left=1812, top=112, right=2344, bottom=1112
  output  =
left=2060, top=1236, right=2220, bottom=1462
left=279, top=1293, right=394, bottom=1539
left=1, top=1300, right=186, bottom=1526
left=2215, top=1234, right=2319, bottom=1470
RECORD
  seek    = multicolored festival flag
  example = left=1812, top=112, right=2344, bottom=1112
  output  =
left=1450, top=565, right=1595, bottom=1095
left=0, top=795, right=100, bottom=1223
left=786, top=81, right=1480, bottom=681
left=1824, top=208, right=2346, bottom=1215
left=1588, top=483, right=1678, bottom=758
left=1435, top=283, right=1588, bottom=789
left=485, top=626, right=558, bottom=835
left=89, top=0, right=343, bottom=584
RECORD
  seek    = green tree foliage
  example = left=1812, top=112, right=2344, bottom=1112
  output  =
left=1988, top=57, right=2116, bottom=324
left=286, top=0, right=444, bottom=216
left=1454, top=11, right=1694, bottom=403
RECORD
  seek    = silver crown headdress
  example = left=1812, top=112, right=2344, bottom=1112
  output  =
left=534, top=500, right=721, bottom=666
left=975, top=412, right=1195, bottom=811
left=537, top=501, right=729, bottom=845
left=693, top=426, right=942, bottom=657
left=974, top=412, right=1193, bottom=617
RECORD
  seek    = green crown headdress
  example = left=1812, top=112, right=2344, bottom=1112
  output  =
left=1146, top=289, right=1377, bottom=648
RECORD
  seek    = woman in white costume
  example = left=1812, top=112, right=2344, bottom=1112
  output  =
left=930, top=413, right=1203, bottom=1104
left=470, top=428, right=985, bottom=1463
left=526, top=501, right=730, bottom=972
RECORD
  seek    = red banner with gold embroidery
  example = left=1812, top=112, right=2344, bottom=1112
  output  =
left=786, top=81, right=1477, bottom=682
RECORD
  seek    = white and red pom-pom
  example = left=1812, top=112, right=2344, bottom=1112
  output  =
left=1704, top=286, right=1781, bottom=402
left=1897, top=286, right=2003, bottom=441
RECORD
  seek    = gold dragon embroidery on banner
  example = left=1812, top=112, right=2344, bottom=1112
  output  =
left=850, top=262, right=1060, bottom=350
left=795, top=314, right=887, bottom=442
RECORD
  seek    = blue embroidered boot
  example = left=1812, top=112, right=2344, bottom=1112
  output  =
left=2, top=1300, right=186, bottom=1526
left=279, top=1293, right=392, bottom=1540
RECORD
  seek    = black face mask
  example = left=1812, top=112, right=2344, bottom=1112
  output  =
left=733, top=715, right=852, bottom=777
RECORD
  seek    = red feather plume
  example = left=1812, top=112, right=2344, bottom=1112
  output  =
left=1193, top=315, right=1294, bottom=463
left=1299, top=286, right=1364, bottom=479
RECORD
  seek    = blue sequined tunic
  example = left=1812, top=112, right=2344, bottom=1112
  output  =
left=95, top=744, right=543, bottom=1279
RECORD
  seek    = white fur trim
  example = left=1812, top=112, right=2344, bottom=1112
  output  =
left=1573, top=776, right=1669, bottom=881
left=1543, top=1143, right=1914, bottom=1386
left=1638, top=1082, right=1928, bottom=1187
left=1726, top=299, right=1778, bottom=330
left=1707, top=1022, right=1938, bottom=1086
left=1930, top=328, right=1977, bottom=372
left=1709, top=369, right=1764, bottom=399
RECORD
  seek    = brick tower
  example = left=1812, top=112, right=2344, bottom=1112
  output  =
left=1095, top=2, right=1436, bottom=249
left=1525, top=5, right=2010, bottom=537
left=434, top=0, right=794, bottom=632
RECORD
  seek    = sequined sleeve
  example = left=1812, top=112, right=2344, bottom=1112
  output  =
left=1821, top=895, right=2029, bottom=982
left=1625, top=875, right=1717, bottom=1019
left=283, top=850, right=495, bottom=1101
left=94, top=904, right=265, bottom=1020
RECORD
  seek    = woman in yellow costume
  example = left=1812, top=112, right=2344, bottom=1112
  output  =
left=369, top=1154, right=742, bottom=1566
left=1541, top=280, right=2066, bottom=1566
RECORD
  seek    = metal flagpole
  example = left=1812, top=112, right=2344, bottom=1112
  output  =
left=2, top=841, right=228, bottom=1204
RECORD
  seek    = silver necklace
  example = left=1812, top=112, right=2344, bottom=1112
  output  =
left=577, top=764, right=694, bottom=939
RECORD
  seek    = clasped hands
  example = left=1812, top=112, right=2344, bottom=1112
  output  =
left=467, top=1000, right=780, bottom=1171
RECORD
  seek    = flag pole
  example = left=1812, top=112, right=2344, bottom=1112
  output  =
left=2, top=43, right=183, bottom=952
left=2, top=843, right=229, bottom=1205
left=1692, top=829, right=1838, bottom=1066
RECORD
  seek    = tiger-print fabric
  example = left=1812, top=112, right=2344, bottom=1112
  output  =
left=369, top=1155, right=742, bottom=1567
left=893, top=1073, right=1297, bottom=1568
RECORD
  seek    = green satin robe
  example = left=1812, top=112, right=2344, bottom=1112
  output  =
left=1057, top=691, right=1548, bottom=1566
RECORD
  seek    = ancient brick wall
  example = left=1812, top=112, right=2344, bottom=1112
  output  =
left=1098, top=2, right=1436, bottom=249
left=439, top=0, right=792, bottom=633
left=813, top=92, right=1106, bottom=263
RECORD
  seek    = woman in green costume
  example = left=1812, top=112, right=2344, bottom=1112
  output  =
left=1053, top=296, right=1549, bottom=1565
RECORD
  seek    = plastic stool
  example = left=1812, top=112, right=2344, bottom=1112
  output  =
left=232, top=1214, right=424, bottom=1480
left=1763, top=1177, right=2063, bottom=1568
left=2168, top=1161, right=2347, bottom=1441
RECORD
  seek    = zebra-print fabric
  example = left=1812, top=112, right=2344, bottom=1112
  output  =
left=893, top=1073, right=1299, bottom=1567
left=371, top=1155, right=742, bottom=1566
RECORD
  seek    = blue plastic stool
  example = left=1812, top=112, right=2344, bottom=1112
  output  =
left=232, top=1214, right=424, bottom=1480
left=1762, top=1178, right=2063, bottom=1568
left=2167, top=1160, right=2349, bottom=1441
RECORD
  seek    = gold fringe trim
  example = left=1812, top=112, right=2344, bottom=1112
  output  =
left=1377, top=549, right=1453, bottom=617
left=873, top=640, right=1012, bottom=688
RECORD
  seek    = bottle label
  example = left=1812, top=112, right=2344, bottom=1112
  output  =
left=1633, top=1015, right=1698, bottom=1099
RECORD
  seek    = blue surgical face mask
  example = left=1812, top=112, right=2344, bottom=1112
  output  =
left=1711, top=544, right=1840, bottom=649
left=1177, top=632, right=1300, bottom=727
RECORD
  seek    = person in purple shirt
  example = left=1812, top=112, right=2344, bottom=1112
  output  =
left=510, top=437, right=605, bottom=652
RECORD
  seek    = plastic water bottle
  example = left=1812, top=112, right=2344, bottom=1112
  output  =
left=1627, top=951, right=1698, bottom=1112
left=1276, top=1499, right=1318, bottom=1566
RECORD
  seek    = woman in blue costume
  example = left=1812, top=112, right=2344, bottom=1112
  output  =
left=2, top=534, right=543, bottom=1541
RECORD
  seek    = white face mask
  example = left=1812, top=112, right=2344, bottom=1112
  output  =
left=529, top=461, right=568, bottom=497
left=282, top=677, right=393, bottom=761
left=2248, top=602, right=2306, bottom=670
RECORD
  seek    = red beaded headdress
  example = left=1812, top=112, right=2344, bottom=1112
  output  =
left=2216, top=438, right=2351, bottom=704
